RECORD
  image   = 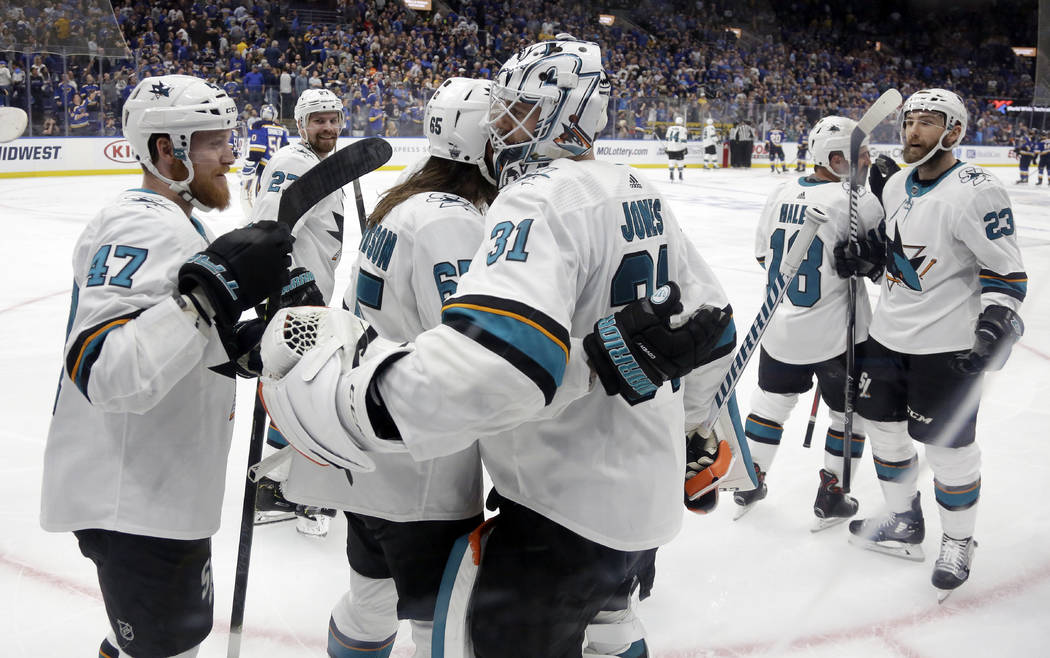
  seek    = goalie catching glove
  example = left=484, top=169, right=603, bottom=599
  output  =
left=259, top=306, right=412, bottom=471
left=583, top=282, right=732, bottom=404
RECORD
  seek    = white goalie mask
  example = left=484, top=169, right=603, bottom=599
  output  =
left=294, top=88, right=344, bottom=141
left=899, top=88, right=968, bottom=167
left=122, top=74, right=239, bottom=211
left=808, top=115, right=864, bottom=178
left=425, top=77, right=496, bottom=185
left=260, top=103, right=278, bottom=122
left=486, top=35, right=611, bottom=186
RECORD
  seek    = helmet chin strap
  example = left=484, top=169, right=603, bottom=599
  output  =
left=145, top=156, right=215, bottom=212
left=907, top=127, right=957, bottom=170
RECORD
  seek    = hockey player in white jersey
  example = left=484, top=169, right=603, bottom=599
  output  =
left=701, top=117, right=718, bottom=169
left=249, top=88, right=346, bottom=534
left=40, top=74, right=294, bottom=658
left=665, top=115, right=688, bottom=180
left=845, top=89, right=1027, bottom=599
left=278, top=77, right=497, bottom=658
left=259, top=36, right=742, bottom=657
left=735, top=116, right=884, bottom=528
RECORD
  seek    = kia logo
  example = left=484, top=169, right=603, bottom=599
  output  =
left=104, top=139, right=138, bottom=163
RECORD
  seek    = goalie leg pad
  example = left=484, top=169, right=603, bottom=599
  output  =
left=433, top=520, right=494, bottom=658
left=685, top=392, right=757, bottom=502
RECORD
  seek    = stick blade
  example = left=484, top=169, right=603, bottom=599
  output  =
left=0, top=107, right=28, bottom=143
left=277, top=137, right=393, bottom=227
left=854, top=88, right=903, bottom=137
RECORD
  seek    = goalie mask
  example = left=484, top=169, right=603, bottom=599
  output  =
left=260, top=103, right=278, bottom=122
left=808, top=115, right=864, bottom=178
left=486, top=35, right=610, bottom=186
left=425, top=77, right=496, bottom=185
left=122, top=74, right=240, bottom=211
left=899, top=88, right=967, bottom=168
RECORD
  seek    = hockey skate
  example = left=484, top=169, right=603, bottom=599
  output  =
left=848, top=492, right=925, bottom=561
left=732, top=464, right=767, bottom=520
left=254, top=477, right=296, bottom=525
left=295, top=505, right=337, bottom=538
left=932, top=534, right=977, bottom=603
left=811, top=469, right=858, bottom=532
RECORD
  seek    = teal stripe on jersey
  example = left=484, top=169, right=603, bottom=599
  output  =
left=442, top=305, right=567, bottom=387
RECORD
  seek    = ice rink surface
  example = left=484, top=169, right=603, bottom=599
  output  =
left=2, top=163, right=1048, bottom=657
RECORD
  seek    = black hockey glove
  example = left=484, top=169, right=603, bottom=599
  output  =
left=222, top=318, right=266, bottom=378
left=684, top=429, right=721, bottom=514
left=867, top=154, right=900, bottom=204
left=951, top=305, right=1024, bottom=375
left=178, top=221, right=294, bottom=328
left=255, top=267, right=326, bottom=318
left=583, top=282, right=732, bottom=404
left=834, top=226, right=886, bottom=282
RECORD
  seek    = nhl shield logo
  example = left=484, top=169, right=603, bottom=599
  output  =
left=118, top=619, right=134, bottom=642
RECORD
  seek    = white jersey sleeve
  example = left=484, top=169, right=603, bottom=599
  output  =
left=284, top=191, right=486, bottom=521
left=41, top=190, right=237, bottom=540
left=252, top=142, right=346, bottom=301
left=753, top=176, right=884, bottom=364
left=377, top=160, right=733, bottom=550
left=871, top=163, right=1026, bottom=353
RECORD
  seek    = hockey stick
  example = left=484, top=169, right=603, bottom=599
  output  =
left=802, top=387, right=820, bottom=448
left=842, top=89, right=902, bottom=493
left=686, top=207, right=830, bottom=501
left=0, top=107, right=28, bottom=143
left=227, top=137, right=392, bottom=658
left=353, top=177, right=368, bottom=232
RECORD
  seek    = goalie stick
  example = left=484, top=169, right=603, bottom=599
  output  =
left=687, top=207, right=830, bottom=501
left=228, top=137, right=393, bottom=658
left=842, top=88, right=902, bottom=493
left=0, top=107, right=28, bottom=143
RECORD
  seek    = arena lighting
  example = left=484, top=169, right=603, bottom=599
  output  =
left=726, top=27, right=742, bottom=38
left=599, top=14, right=616, bottom=26
left=1011, top=47, right=1037, bottom=57
left=403, top=0, right=432, bottom=9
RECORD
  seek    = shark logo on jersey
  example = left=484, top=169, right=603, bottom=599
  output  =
left=426, top=192, right=474, bottom=209
left=884, top=224, right=932, bottom=292
left=127, top=194, right=169, bottom=211
left=326, top=210, right=344, bottom=243
left=958, top=167, right=991, bottom=187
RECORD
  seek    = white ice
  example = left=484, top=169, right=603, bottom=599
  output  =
left=2, top=164, right=1048, bottom=657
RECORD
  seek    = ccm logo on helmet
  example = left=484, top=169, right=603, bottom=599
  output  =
left=103, top=139, right=137, bottom=164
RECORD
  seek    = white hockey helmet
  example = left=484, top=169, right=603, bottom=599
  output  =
left=808, top=115, right=864, bottom=177
left=122, top=74, right=239, bottom=210
left=675, top=116, right=684, bottom=125
left=294, top=88, right=344, bottom=139
left=487, top=35, right=610, bottom=186
left=899, top=88, right=968, bottom=167
left=425, top=77, right=495, bottom=184
left=260, top=103, right=278, bottom=121
left=706, top=118, right=714, bottom=125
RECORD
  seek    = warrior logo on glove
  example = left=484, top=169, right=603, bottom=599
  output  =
left=583, top=281, right=733, bottom=405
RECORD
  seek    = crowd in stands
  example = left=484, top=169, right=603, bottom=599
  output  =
left=0, top=0, right=1042, bottom=146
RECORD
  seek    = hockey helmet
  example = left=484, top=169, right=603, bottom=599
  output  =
left=260, top=103, right=278, bottom=122
left=122, top=74, right=239, bottom=211
left=675, top=116, right=684, bottom=125
left=424, top=77, right=496, bottom=184
left=486, top=35, right=610, bottom=186
left=294, top=88, right=344, bottom=140
left=808, top=115, right=864, bottom=177
left=899, top=88, right=967, bottom=167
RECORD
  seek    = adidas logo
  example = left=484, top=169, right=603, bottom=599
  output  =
left=628, top=174, right=642, bottom=189
left=796, top=192, right=806, bottom=199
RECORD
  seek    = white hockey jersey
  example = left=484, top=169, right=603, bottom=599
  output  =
left=41, top=189, right=236, bottom=540
left=665, top=125, right=689, bottom=153
left=378, top=159, right=737, bottom=551
left=283, top=191, right=485, bottom=521
left=252, top=142, right=346, bottom=302
left=870, top=162, right=1026, bottom=354
left=754, top=176, right=884, bottom=364
left=702, top=125, right=718, bottom=147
